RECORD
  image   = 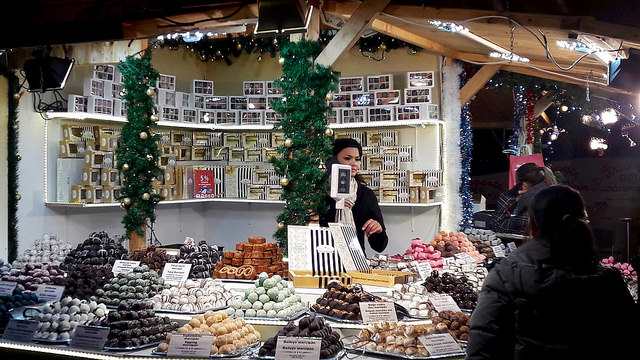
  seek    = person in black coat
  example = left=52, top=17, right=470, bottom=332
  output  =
left=319, top=138, right=388, bottom=254
left=467, top=185, right=637, bottom=360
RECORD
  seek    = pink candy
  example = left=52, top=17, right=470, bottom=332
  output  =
left=601, top=257, right=637, bottom=277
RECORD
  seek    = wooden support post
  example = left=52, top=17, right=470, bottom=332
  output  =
left=306, top=6, right=321, bottom=41
left=315, top=0, right=391, bottom=67
left=534, top=92, right=556, bottom=118
left=129, top=225, right=147, bottom=251
left=459, top=64, right=501, bottom=104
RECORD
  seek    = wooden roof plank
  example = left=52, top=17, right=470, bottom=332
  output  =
left=460, top=64, right=502, bottom=104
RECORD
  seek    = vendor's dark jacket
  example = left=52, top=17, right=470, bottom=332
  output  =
left=466, top=238, right=637, bottom=360
left=319, top=183, right=388, bottom=255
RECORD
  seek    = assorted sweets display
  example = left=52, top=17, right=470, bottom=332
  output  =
left=151, top=278, right=232, bottom=312
left=0, top=258, right=11, bottom=276
left=440, top=258, right=488, bottom=293
left=353, top=321, right=454, bottom=357
left=432, top=310, right=470, bottom=341
left=34, top=297, right=108, bottom=341
left=1, top=262, right=66, bottom=293
left=601, top=256, right=637, bottom=277
left=90, top=300, right=179, bottom=349
left=94, top=265, right=168, bottom=306
left=368, top=254, right=421, bottom=282
left=155, top=310, right=261, bottom=355
left=431, top=231, right=485, bottom=262
left=383, top=284, right=438, bottom=318
left=215, top=237, right=287, bottom=280
left=62, top=231, right=128, bottom=267
left=422, top=271, right=479, bottom=310
left=12, top=234, right=72, bottom=268
left=62, top=264, right=113, bottom=300
left=0, top=288, right=43, bottom=332
left=228, top=273, right=304, bottom=319
left=312, top=282, right=404, bottom=321
left=127, top=246, right=173, bottom=274
left=168, top=240, right=220, bottom=279
left=399, top=238, right=444, bottom=269
left=258, top=314, right=343, bottom=359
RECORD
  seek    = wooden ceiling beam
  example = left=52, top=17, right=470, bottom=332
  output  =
left=534, top=92, right=556, bottom=118
left=315, top=0, right=391, bottom=67
left=460, top=64, right=502, bottom=104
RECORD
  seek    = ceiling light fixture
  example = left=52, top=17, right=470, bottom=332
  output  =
left=428, top=20, right=468, bottom=33
left=489, top=51, right=530, bottom=63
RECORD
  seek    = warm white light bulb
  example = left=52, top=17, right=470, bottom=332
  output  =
left=601, top=108, right=618, bottom=125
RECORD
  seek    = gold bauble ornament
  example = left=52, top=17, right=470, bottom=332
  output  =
left=122, top=163, right=130, bottom=171
left=278, top=222, right=285, bottom=229
left=280, top=177, right=289, bottom=186
left=215, top=50, right=222, bottom=57
left=257, top=55, right=263, bottom=62
left=200, top=54, right=207, bottom=61
left=123, top=197, right=132, bottom=206
left=236, top=43, right=243, bottom=51
left=16, top=154, right=22, bottom=161
left=146, top=88, right=155, bottom=96
left=139, top=131, right=148, bottom=140
left=13, top=93, right=20, bottom=100
left=142, top=193, right=151, bottom=201
left=325, top=93, right=334, bottom=101
left=379, top=43, right=387, bottom=51
left=284, top=138, right=293, bottom=148
left=119, top=90, right=126, bottom=97
left=146, top=154, right=154, bottom=161
left=150, top=114, right=159, bottom=122
left=325, top=128, right=334, bottom=137
left=278, top=57, right=285, bottom=64
left=15, top=194, right=21, bottom=201
left=12, top=124, right=19, bottom=131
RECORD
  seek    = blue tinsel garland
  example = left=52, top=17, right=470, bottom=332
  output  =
left=508, top=86, right=526, bottom=154
left=459, top=103, right=474, bottom=230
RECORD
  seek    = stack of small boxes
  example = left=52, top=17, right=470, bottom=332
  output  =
left=214, top=237, right=287, bottom=280
left=66, top=124, right=122, bottom=204
left=68, top=64, right=125, bottom=116
left=327, top=71, right=439, bottom=124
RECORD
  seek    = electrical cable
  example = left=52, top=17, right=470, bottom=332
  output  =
left=159, top=1, right=247, bottom=27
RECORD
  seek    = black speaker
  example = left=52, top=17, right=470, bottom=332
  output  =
left=254, top=0, right=309, bottom=37
left=23, top=55, right=74, bottom=93
left=608, top=48, right=640, bottom=93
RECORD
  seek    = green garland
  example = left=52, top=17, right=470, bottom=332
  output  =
left=270, top=40, right=339, bottom=254
left=0, top=64, right=20, bottom=262
left=116, top=51, right=163, bottom=241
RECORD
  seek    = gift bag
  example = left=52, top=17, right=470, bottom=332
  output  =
left=508, top=153, right=544, bottom=188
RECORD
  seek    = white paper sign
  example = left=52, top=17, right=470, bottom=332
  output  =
left=70, top=325, right=110, bottom=351
left=359, top=301, right=398, bottom=323
left=454, top=252, right=476, bottom=264
left=418, top=333, right=463, bottom=355
left=417, top=262, right=433, bottom=281
left=112, top=260, right=141, bottom=275
left=492, top=246, right=505, bottom=257
left=507, top=242, right=518, bottom=251
left=167, top=333, right=215, bottom=357
left=1, top=319, right=38, bottom=342
left=429, top=294, right=461, bottom=313
left=162, top=263, right=192, bottom=284
left=275, top=336, right=322, bottom=360
left=35, top=284, right=65, bottom=302
left=0, top=281, right=17, bottom=296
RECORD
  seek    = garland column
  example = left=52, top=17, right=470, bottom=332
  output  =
left=116, top=51, right=163, bottom=250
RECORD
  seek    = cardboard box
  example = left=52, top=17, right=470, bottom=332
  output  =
left=243, top=133, right=271, bottom=148
left=86, top=186, right=104, bottom=204
left=366, top=130, right=398, bottom=146
left=62, top=125, right=97, bottom=141
left=253, top=168, right=280, bottom=185
left=262, top=147, right=279, bottom=161
left=191, top=146, right=211, bottom=161
left=99, top=133, right=119, bottom=151
left=70, top=185, right=87, bottom=203
left=271, top=133, right=285, bottom=147
left=380, top=170, right=407, bottom=188
left=210, top=146, right=229, bottom=161
left=164, top=168, right=176, bottom=185
left=266, top=185, right=283, bottom=200
left=334, top=131, right=364, bottom=145
left=247, top=185, right=266, bottom=200
left=174, top=166, right=184, bottom=199
left=408, top=171, right=428, bottom=187
left=101, top=168, right=120, bottom=187
left=171, top=131, right=192, bottom=146
left=224, top=165, right=255, bottom=198
left=410, top=186, right=420, bottom=203
left=347, top=270, right=410, bottom=287
left=289, top=270, right=352, bottom=289
left=224, top=133, right=242, bottom=148
left=84, top=150, right=114, bottom=169
left=244, top=148, right=262, bottom=162
left=230, top=148, right=245, bottom=162
left=59, top=140, right=85, bottom=158
left=56, top=158, right=84, bottom=202
left=82, top=167, right=101, bottom=186
left=172, top=146, right=191, bottom=161
left=158, top=154, right=177, bottom=169
left=102, top=186, right=120, bottom=203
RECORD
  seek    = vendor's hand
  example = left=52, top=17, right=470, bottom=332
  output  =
left=362, top=219, right=383, bottom=237
left=344, top=199, right=355, bottom=209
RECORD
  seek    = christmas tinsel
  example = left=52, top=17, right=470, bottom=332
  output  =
left=525, top=89, right=536, bottom=145
left=270, top=40, right=339, bottom=254
left=459, top=103, right=474, bottom=231
left=116, top=51, right=163, bottom=241
left=1, top=64, right=21, bottom=262
left=508, top=86, right=526, bottom=154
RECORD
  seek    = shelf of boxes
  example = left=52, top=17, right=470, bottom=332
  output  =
left=44, top=199, right=443, bottom=208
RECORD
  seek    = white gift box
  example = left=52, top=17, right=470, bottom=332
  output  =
left=368, top=106, right=395, bottom=122
left=56, top=158, right=84, bottom=202
left=87, top=96, right=113, bottom=115
left=240, top=110, right=264, bottom=125
left=350, top=92, right=375, bottom=107
left=341, top=108, right=368, bottom=123
left=396, top=104, right=431, bottom=121
left=243, top=81, right=265, bottom=96
left=180, top=108, right=198, bottom=123
left=426, top=104, right=439, bottom=120
left=156, top=74, right=176, bottom=91
left=265, top=110, right=284, bottom=125
left=367, top=74, right=393, bottom=91
left=214, top=110, right=240, bottom=125
left=328, top=93, right=351, bottom=108
left=198, top=109, right=216, bottom=124
left=92, top=65, right=115, bottom=81
left=157, top=89, right=177, bottom=107
left=374, top=90, right=401, bottom=106
left=404, top=87, right=431, bottom=104
left=111, top=82, right=123, bottom=99
left=247, top=97, right=267, bottom=110
left=229, top=96, right=248, bottom=110
left=204, top=95, right=228, bottom=110
left=192, top=79, right=214, bottom=95
left=191, top=94, right=205, bottom=109
left=339, top=76, right=364, bottom=92
left=83, top=79, right=111, bottom=98
left=68, top=95, right=89, bottom=112
left=327, top=108, right=341, bottom=124
left=266, top=80, right=284, bottom=95
left=160, top=106, right=180, bottom=122
left=407, top=71, right=434, bottom=88
left=266, top=95, right=283, bottom=110
left=176, top=92, right=192, bottom=108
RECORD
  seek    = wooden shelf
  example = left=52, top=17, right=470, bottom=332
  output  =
left=45, top=199, right=441, bottom=208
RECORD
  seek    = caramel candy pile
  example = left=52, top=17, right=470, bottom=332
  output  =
left=127, top=246, right=172, bottom=273
left=383, top=284, right=438, bottom=318
left=214, top=237, right=287, bottom=280
left=156, top=310, right=261, bottom=355
left=91, top=300, right=179, bottom=348
left=355, top=321, right=450, bottom=357
left=312, top=282, right=379, bottom=321
left=151, top=278, right=232, bottom=312
left=432, top=310, right=470, bottom=341
left=259, top=315, right=342, bottom=359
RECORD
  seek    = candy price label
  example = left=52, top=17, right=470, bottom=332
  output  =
left=162, top=263, right=192, bottom=284
left=492, top=246, right=505, bottom=257
left=417, top=262, right=433, bottom=281
left=35, top=284, right=65, bottom=302
left=359, top=301, right=398, bottom=324
left=1, top=319, right=38, bottom=342
left=507, top=242, right=518, bottom=251
left=454, top=252, right=475, bottom=264
left=167, top=333, right=215, bottom=357
left=0, top=281, right=17, bottom=296
left=418, top=333, right=463, bottom=356
left=275, top=336, right=321, bottom=360
left=70, top=325, right=110, bottom=351
left=112, top=260, right=140, bottom=275
left=428, top=294, right=461, bottom=313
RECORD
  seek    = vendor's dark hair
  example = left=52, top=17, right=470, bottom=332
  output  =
left=529, top=185, right=598, bottom=274
left=516, top=162, right=546, bottom=185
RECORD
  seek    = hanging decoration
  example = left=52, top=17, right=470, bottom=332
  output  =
left=270, top=40, right=339, bottom=254
left=508, top=86, right=526, bottom=154
left=525, top=89, right=536, bottom=145
left=459, top=102, right=474, bottom=231
left=442, top=63, right=463, bottom=231
left=116, top=50, right=163, bottom=241
left=1, top=64, right=21, bottom=262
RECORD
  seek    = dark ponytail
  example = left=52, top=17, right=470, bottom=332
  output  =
left=516, top=162, right=546, bottom=185
left=529, top=185, right=598, bottom=274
